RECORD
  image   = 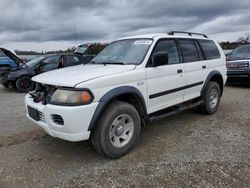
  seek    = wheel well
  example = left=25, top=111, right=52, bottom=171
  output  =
left=209, top=74, right=224, bottom=96
left=112, top=93, right=147, bottom=121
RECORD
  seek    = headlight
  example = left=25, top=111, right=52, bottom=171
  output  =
left=50, top=88, right=94, bottom=106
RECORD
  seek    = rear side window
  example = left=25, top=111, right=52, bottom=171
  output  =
left=152, top=40, right=180, bottom=64
left=178, top=40, right=200, bottom=62
left=198, top=40, right=220, bottom=60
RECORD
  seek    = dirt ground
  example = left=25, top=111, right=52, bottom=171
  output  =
left=0, top=83, right=249, bottom=188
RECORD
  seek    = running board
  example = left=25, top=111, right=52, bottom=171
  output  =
left=149, top=100, right=203, bottom=122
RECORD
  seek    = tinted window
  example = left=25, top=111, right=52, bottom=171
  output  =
left=39, top=55, right=60, bottom=72
left=179, top=40, right=200, bottom=62
left=65, top=55, right=81, bottom=66
left=199, top=40, right=220, bottom=60
left=152, top=40, right=180, bottom=64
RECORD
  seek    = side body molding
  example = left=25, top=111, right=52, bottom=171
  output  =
left=88, top=86, right=147, bottom=131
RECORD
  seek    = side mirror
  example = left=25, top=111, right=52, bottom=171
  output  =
left=152, top=52, right=169, bottom=67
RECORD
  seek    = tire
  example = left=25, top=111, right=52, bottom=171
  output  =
left=91, top=101, right=141, bottom=158
left=199, top=81, right=221, bottom=115
left=16, top=76, right=34, bottom=93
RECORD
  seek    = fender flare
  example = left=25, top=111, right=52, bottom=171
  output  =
left=88, top=86, right=147, bottom=131
left=201, top=70, right=224, bottom=96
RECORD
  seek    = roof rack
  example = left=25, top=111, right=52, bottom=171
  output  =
left=168, top=31, right=208, bottom=38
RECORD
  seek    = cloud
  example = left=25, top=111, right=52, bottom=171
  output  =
left=1, top=0, right=250, bottom=51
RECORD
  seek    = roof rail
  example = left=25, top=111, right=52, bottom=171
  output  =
left=168, top=31, right=208, bottom=38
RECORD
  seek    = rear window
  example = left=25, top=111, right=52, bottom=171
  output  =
left=198, top=40, right=220, bottom=60
left=178, top=40, right=200, bottom=63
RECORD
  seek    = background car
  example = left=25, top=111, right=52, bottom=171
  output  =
left=74, top=43, right=107, bottom=63
left=0, top=48, right=24, bottom=70
left=226, top=44, right=250, bottom=82
left=0, top=53, right=85, bottom=92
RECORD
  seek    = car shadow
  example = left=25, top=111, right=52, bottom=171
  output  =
left=226, top=81, right=250, bottom=88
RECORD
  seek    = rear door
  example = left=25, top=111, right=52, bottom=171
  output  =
left=177, top=39, right=206, bottom=101
left=146, top=39, right=185, bottom=114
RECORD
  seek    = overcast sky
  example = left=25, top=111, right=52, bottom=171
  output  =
left=1, top=0, right=250, bottom=51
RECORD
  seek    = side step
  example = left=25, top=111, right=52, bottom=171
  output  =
left=149, top=100, right=203, bottom=122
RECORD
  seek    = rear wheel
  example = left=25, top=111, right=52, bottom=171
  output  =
left=91, top=101, right=141, bottom=158
left=199, top=81, right=221, bottom=115
left=16, top=76, right=34, bottom=93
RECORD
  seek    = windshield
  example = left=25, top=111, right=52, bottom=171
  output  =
left=232, top=45, right=250, bottom=55
left=92, top=39, right=152, bottom=65
left=74, top=46, right=88, bottom=54
left=25, top=56, right=45, bottom=67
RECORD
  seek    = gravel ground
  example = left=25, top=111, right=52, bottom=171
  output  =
left=0, top=84, right=249, bottom=187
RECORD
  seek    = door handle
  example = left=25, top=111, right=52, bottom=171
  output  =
left=177, top=69, right=183, bottom=73
left=202, top=65, right=206, bottom=69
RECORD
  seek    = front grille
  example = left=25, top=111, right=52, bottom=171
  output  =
left=227, top=61, right=249, bottom=71
left=27, top=106, right=46, bottom=122
left=38, top=111, right=46, bottom=122
left=51, top=114, right=64, bottom=125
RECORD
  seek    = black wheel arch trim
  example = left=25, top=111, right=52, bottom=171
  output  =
left=201, top=70, right=224, bottom=96
left=88, top=86, right=147, bottom=131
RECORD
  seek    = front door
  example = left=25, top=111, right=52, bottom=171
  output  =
left=146, top=39, right=185, bottom=114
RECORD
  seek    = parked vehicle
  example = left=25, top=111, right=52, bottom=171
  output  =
left=25, top=31, right=227, bottom=158
left=74, top=43, right=107, bottom=63
left=0, top=48, right=23, bottom=70
left=1, top=53, right=85, bottom=92
left=226, top=44, right=250, bottom=81
left=224, top=49, right=233, bottom=56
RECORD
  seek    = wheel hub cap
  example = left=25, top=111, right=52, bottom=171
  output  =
left=115, top=124, right=125, bottom=136
left=209, top=88, right=218, bottom=109
left=109, top=114, right=135, bottom=148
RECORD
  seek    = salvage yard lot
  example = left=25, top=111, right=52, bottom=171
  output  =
left=0, top=84, right=249, bottom=187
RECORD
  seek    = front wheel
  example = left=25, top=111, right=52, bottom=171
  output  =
left=91, top=101, right=141, bottom=158
left=16, top=76, right=34, bottom=93
left=199, top=81, right=221, bottom=115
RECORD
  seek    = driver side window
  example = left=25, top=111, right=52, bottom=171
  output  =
left=152, top=40, right=180, bottom=65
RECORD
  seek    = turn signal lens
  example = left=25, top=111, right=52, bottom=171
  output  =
left=80, top=91, right=92, bottom=103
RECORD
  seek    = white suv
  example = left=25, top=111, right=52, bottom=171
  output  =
left=25, top=31, right=227, bottom=158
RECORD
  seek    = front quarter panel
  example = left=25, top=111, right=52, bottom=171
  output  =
left=75, top=67, right=148, bottom=104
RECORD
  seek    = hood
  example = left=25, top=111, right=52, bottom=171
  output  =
left=0, top=48, right=24, bottom=66
left=32, top=64, right=136, bottom=87
left=227, top=53, right=250, bottom=61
